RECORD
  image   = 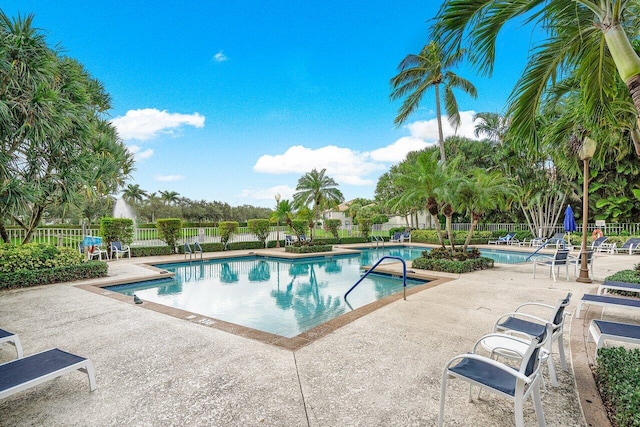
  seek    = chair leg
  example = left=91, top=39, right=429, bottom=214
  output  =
left=532, top=382, right=546, bottom=427
left=515, top=395, right=525, bottom=427
left=557, top=336, right=568, bottom=371
left=546, top=352, right=558, bottom=387
left=438, top=373, right=449, bottom=427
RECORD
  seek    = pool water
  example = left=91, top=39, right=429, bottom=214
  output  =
left=107, top=252, right=426, bottom=338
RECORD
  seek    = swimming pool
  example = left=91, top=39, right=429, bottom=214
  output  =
left=361, top=245, right=541, bottom=265
left=106, top=252, right=426, bottom=339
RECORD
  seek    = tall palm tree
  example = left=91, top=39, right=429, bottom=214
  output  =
left=270, top=199, right=295, bottom=230
left=433, top=0, right=640, bottom=149
left=390, top=41, right=477, bottom=162
left=293, top=168, right=344, bottom=240
left=122, top=184, right=148, bottom=205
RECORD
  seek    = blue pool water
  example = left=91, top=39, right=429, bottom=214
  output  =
left=107, top=252, right=426, bottom=338
left=105, top=246, right=538, bottom=338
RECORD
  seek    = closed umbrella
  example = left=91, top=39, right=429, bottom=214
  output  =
left=563, top=205, right=577, bottom=243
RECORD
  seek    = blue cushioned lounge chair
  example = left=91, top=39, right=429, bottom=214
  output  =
left=597, top=280, right=640, bottom=296
left=576, top=294, right=640, bottom=318
left=0, top=348, right=96, bottom=399
left=589, top=320, right=640, bottom=359
left=0, top=328, right=23, bottom=359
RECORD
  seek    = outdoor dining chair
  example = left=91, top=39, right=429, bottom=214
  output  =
left=532, top=249, right=570, bottom=282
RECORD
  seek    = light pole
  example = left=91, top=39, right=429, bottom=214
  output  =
left=577, top=137, right=597, bottom=283
left=275, top=193, right=281, bottom=248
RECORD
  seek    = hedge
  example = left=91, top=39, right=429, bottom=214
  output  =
left=0, top=243, right=83, bottom=273
left=285, top=244, right=333, bottom=254
left=411, top=256, right=494, bottom=273
left=594, top=347, right=640, bottom=426
left=0, top=261, right=108, bottom=290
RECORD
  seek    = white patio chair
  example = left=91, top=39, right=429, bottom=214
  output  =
left=532, top=249, right=570, bottom=282
left=110, top=241, right=131, bottom=259
left=494, top=293, right=572, bottom=387
left=568, top=249, right=594, bottom=277
left=438, top=327, right=549, bottom=427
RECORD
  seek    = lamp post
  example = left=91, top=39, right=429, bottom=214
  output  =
left=577, top=137, right=597, bottom=283
left=275, top=193, right=281, bottom=248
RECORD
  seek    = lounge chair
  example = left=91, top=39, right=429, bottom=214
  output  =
left=0, top=348, right=96, bottom=399
left=78, top=243, right=108, bottom=261
left=110, top=241, right=131, bottom=260
left=438, top=329, right=548, bottom=427
left=611, top=238, right=640, bottom=255
left=284, top=235, right=295, bottom=246
left=494, top=293, right=571, bottom=387
left=532, top=249, right=570, bottom=282
left=597, top=280, right=640, bottom=296
left=399, top=231, right=411, bottom=243
left=489, top=232, right=517, bottom=245
left=590, top=236, right=610, bottom=253
left=576, top=293, right=640, bottom=318
left=589, top=319, right=640, bottom=359
left=545, top=233, right=568, bottom=249
left=568, top=249, right=595, bottom=277
left=390, top=232, right=402, bottom=243
left=0, top=328, right=23, bottom=359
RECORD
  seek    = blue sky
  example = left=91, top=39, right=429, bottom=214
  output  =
left=3, top=1, right=535, bottom=207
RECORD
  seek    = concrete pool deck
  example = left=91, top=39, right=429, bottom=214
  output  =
left=1, top=245, right=638, bottom=426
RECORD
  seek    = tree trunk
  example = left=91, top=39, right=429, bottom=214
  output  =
left=434, top=84, right=447, bottom=163
left=463, top=214, right=479, bottom=251
left=628, top=76, right=640, bottom=119
left=0, top=219, right=10, bottom=243
left=427, top=197, right=445, bottom=248
left=442, top=204, right=455, bottom=251
left=22, top=206, right=45, bottom=244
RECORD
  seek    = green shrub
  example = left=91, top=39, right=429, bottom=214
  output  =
left=247, top=219, right=271, bottom=248
left=131, top=246, right=174, bottom=257
left=227, top=241, right=265, bottom=251
left=607, top=270, right=640, bottom=283
left=99, top=218, right=134, bottom=250
left=219, top=221, right=239, bottom=249
left=357, top=217, right=372, bottom=240
left=595, top=347, right=640, bottom=426
left=0, top=243, right=83, bottom=273
left=0, top=260, right=107, bottom=290
left=157, top=218, right=182, bottom=253
left=411, top=256, right=494, bottom=273
left=324, top=219, right=341, bottom=239
left=285, top=244, right=333, bottom=254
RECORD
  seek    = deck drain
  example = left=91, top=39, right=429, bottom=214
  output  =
left=185, top=315, right=197, bottom=320
left=198, top=318, right=214, bottom=325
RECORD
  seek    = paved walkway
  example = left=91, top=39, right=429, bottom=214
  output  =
left=1, top=247, right=638, bottom=426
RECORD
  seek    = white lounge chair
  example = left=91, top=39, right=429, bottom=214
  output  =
left=488, top=232, right=517, bottom=245
left=0, top=328, right=23, bottom=359
left=0, top=348, right=96, bottom=399
left=597, top=280, right=640, bottom=296
left=390, top=232, right=402, bottom=243
left=611, top=238, right=640, bottom=254
left=494, top=293, right=571, bottom=387
left=576, top=293, right=640, bottom=318
left=438, top=329, right=548, bottom=427
left=589, top=319, right=640, bottom=359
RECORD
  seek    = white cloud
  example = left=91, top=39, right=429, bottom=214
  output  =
left=155, top=174, right=184, bottom=182
left=406, top=110, right=478, bottom=141
left=127, top=145, right=154, bottom=160
left=253, top=145, right=385, bottom=186
left=111, top=108, right=205, bottom=141
left=368, top=136, right=431, bottom=163
left=239, top=185, right=296, bottom=201
left=213, top=50, right=228, bottom=62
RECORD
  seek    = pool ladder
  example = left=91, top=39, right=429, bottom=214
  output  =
left=344, top=256, right=408, bottom=302
left=370, top=235, right=385, bottom=248
left=184, top=242, right=203, bottom=261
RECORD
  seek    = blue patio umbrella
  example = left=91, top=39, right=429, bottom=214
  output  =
left=563, top=205, right=577, bottom=243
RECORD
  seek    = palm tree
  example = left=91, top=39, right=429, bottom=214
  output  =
left=433, top=0, right=640, bottom=149
left=122, top=184, right=148, bottom=205
left=390, top=41, right=477, bottom=162
left=454, top=169, right=516, bottom=250
left=391, top=150, right=447, bottom=248
left=159, top=190, right=180, bottom=205
left=293, top=168, right=344, bottom=240
left=473, top=112, right=509, bottom=144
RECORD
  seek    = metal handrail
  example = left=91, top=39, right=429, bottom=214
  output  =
left=370, top=235, right=384, bottom=248
left=344, top=256, right=408, bottom=302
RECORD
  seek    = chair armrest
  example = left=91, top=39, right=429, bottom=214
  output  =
left=444, top=353, right=532, bottom=383
left=472, top=332, right=530, bottom=353
left=494, top=312, right=551, bottom=328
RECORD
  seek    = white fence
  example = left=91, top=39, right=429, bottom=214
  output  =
left=7, top=222, right=640, bottom=248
